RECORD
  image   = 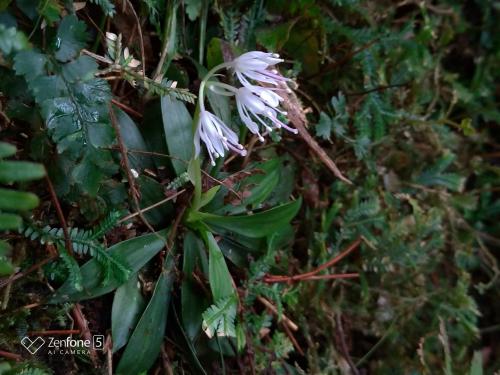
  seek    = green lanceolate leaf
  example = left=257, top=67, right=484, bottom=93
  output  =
left=160, top=95, right=193, bottom=175
left=0, top=188, right=39, bottom=211
left=0, top=142, right=16, bottom=158
left=0, top=213, right=22, bottom=230
left=469, top=351, right=483, bottom=375
left=199, top=186, right=220, bottom=209
left=0, top=240, right=14, bottom=276
left=136, top=176, right=174, bottom=227
left=50, top=229, right=168, bottom=303
left=114, top=108, right=154, bottom=171
left=116, top=254, right=175, bottom=375
left=203, top=231, right=236, bottom=301
left=0, top=161, right=45, bottom=182
left=194, top=198, right=302, bottom=238
left=112, top=273, right=146, bottom=353
left=182, top=231, right=209, bottom=340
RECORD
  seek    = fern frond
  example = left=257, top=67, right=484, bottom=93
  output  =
left=88, top=210, right=123, bottom=240
left=21, top=211, right=130, bottom=286
left=345, top=196, right=381, bottom=222
left=59, top=246, right=83, bottom=292
left=123, top=71, right=196, bottom=103
left=202, top=295, right=238, bottom=338
left=166, top=172, right=190, bottom=190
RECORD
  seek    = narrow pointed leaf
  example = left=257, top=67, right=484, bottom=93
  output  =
left=116, top=255, right=175, bottom=375
left=50, top=230, right=168, bottom=303
left=112, top=273, right=146, bottom=353
left=197, top=198, right=302, bottom=238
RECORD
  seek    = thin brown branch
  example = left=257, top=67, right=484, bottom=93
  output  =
left=0, top=349, right=21, bottom=361
left=45, top=174, right=74, bottom=256
left=336, top=313, right=360, bottom=375
left=124, top=0, right=146, bottom=76
left=293, top=238, right=361, bottom=279
left=257, top=296, right=299, bottom=331
left=282, top=319, right=304, bottom=356
left=280, top=83, right=352, bottom=184
left=345, top=82, right=410, bottom=96
left=117, top=189, right=186, bottom=224
left=111, top=98, right=143, bottom=118
left=72, top=304, right=99, bottom=367
left=263, top=238, right=361, bottom=283
left=109, top=105, right=156, bottom=235
left=0, top=255, right=57, bottom=290
left=107, top=147, right=242, bottom=200
left=264, top=273, right=359, bottom=283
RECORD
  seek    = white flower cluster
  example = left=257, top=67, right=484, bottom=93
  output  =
left=195, top=51, right=297, bottom=165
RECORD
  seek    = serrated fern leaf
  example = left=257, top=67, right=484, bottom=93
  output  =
left=59, top=246, right=83, bottom=292
left=21, top=211, right=130, bottom=287
left=89, top=210, right=123, bottom=240
left=415, top=152, right=465, bottom=192
left=345, top=197, right=381, bottom=222
left=123, top=72, right=196, bottom=103
left=202, top=295, right=237, bottom=338
left=166, top=172, right=190, bottom=190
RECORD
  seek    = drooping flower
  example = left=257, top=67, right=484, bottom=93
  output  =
left=235, top=86, right=298, bottom=140
left=194, top=110, right=246, bottom=166
left=229, top=51, right=289, bottom=87
left=194, top=51, right=295, bottom=163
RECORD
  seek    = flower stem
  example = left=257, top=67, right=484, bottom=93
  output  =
left=198, top=62, right=232, bottom=111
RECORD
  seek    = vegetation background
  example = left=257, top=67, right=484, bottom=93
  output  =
left=0, top=0, right=499, bottom=374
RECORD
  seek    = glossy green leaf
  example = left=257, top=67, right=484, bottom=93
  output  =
left=469, top=351, right=483, bottom=375
left=160, top=95, right=193, bottom=175
left=115, top=108, right=154, bottom=171
left=116, top=255, right=175, bottom=375
left=137, top=176, right=173, bottom=227
left=255, top=20, right=298, bottom=51
left=13, top=50, right=48, bottom=81
left=0, top=142, right=16, bottom=158
left=54, top=15, right=89, bottom=62
left=206, top=38, right=224, bottom=70
left=171, top=306, right=208, bottom=375
left=185, top=0, right=202, bottom=21
left=182, top=231, right=209, bottom=340
left=199, top=186, right=220, bottom=209
left=0, top=240, right=14, bottom=276
left=140, top=101, right=169, bottom=170
left=242, top=168, right=279, bottom=208
left=71, top=157, right=105, bottom=196
left=203, top=231, right=235, bottom=301
left=206, top=80, right=231, bottom=125
left=0, top=24, right=28, bottom=55
left=112, top=273, right=146, bottom=353
left=0, top=161, right=45, bottom=182
left=50, top=229, right=168, bottom=303
left=196, top=198, right=302, bottom=238
left=0, top=188, right=39, bottom=211
left=0, top=213, right=22, bottom=230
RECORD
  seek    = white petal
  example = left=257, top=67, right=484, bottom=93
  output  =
left=258, top=89, right=281, bottom=107
left=106, top=32, right=117, bottom=41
